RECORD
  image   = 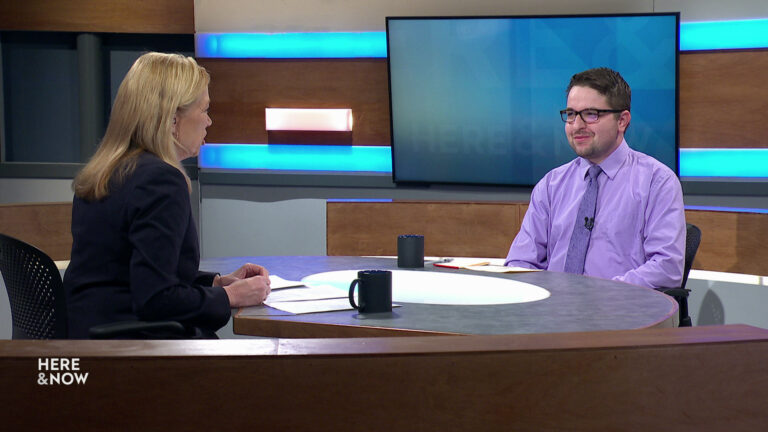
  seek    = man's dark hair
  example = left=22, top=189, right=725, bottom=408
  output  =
left=566, top=67, right=631, bottom=111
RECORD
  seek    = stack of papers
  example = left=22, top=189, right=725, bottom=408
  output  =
left=262, top=275, right=353, bottom=314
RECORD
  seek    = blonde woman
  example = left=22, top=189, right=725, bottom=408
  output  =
left=63, top=52, right=270, bottom=338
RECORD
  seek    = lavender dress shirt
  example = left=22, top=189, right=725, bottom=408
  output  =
left=505, top=140, right=685, bottom=289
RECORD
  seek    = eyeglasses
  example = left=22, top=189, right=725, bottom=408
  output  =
left=560, top=108, right=625, bottom=124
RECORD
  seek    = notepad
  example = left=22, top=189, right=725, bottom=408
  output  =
left=433, top=259, right=540, bottom=273
left=266, top=298, right=355, bottom=314
left=262, top=281, right=353, bottom=314
left=432, top=258, right=492, bottom=269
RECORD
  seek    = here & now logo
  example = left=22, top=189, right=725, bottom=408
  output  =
left=37, top=358, right=89, bottom=385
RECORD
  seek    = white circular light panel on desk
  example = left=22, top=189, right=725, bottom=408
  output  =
left=301, top=270, right=550, bottom=305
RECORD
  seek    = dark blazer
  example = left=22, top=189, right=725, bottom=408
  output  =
left=63, top=153, right=230, bottom=338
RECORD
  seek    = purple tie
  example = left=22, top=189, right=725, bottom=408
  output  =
left=564, top=165, right=602, bottom=274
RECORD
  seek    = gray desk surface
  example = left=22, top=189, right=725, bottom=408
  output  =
left=200, top=256, right=678, bottom=337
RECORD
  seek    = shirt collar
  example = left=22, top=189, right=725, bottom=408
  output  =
left=599, top=139, right=629, bottom=180
left=576, top=139, right=629, bottom=181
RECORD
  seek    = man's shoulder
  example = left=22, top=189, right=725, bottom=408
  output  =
left=626, top=147, right=679, bottom=181
left=527, top=158, right=582, bottom=204
left=538, top=157, right=582, bottom=184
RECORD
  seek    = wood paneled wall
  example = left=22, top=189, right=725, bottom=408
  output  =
left=6, top=200, right=763, bottom=275
left=680, top=50, right=768, bottom=148
left=327, top=201, right=768, bottom=276
left=0, top=203, right=72, bottom=261
left=0, top=0, right=194, bottom=34
left=1, top=201, right=765, bottom=274
left=203, top=50, right=768, bottom=149
left=685, top=209, right=768, bottom=275
left=3, top=325, right=768, bottom=430
left=200, top=59, right=391, bottom=146
left=327, top=201, right=523, bottom=258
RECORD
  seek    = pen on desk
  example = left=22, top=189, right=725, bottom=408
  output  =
left=435, top=258, right=453, bottom=263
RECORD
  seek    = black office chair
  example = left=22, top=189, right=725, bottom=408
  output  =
left=0, top=233, right=185, bottom=339
left=659, top=223, right=702, bottom=327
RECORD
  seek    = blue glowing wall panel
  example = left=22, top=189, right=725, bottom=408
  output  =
left=680, top=19, right=768, bottom=51
left=199, top=144, right=392, bottom=172
left=196, top=32, right=387, bottom=58
left=198, top=145, right=768, bottom=180
left=195, top=20, right=768, bottom=59
left=680, top=149, right=768, bottom=178
left=387, top=14, right=679, bottom=186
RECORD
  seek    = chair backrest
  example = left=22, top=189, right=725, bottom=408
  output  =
left=682, top=223, right=702, bottom=290
left=0, top=233, right=68, bottom=339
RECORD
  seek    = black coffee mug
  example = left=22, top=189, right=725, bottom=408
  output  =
left=397, top=234, right=424, bottom=268
left=349, top=270, right=392, bottom=313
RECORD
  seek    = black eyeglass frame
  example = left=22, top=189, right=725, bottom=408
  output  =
left=559, top=108, right=626, bottom=124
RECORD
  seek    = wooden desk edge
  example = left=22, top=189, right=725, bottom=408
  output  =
left=2, top=324, right=765, bottom=358
left=233, top=309, right=463, bottom=338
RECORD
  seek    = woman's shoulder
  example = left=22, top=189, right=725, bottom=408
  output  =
left=121, top=153, right=189, bottom=212
left=134, top=152, right=179, bottom=172
left=131, top=153, right=186, bottom=185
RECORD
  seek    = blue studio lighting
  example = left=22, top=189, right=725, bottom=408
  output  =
left=680, top=18, right=768, bottom=50
left=196, top=32, right=387, bottom=58
left=196, top=19, right=768, bottom=58
left=201, top=145, right=767, bottom=179
left=199, top=144, right=392, bottom=172
left=685, top=205, right=768, bottom=214
left=680, top=148, right=768, bottom=178
left=327, top=199, right=394, bottom=202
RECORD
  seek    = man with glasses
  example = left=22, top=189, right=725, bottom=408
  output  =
left=505, top=67, right=685, bottom=289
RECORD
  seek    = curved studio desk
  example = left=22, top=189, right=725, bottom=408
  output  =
left=200, top=256, right=678, bottom=338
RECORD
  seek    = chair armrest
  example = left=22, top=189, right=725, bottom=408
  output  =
left=656, top=288, right=690, bottom=298
left=89, top=320, right=186, bottom=339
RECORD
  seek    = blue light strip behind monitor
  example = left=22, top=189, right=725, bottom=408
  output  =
left=199, top=144, right=392, bottom=172
left=679, top=148, right=768, bottom=178
left=685, top=205, right=768, bottom=214
left=200, top=144, right=767, bottom=179
left=196, top=32, right=387, bottom=58
left=195, top=19, right=768, bottom=58
left=680, top=18, right=768, bottom=50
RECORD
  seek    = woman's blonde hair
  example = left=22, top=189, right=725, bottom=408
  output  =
left=73, top=52, right=210, bottom=201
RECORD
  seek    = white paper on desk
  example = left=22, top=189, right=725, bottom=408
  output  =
left=269, top=275, right=305, bottom=290
left=467, top=265, right=542, bottom=274
left=431, top=257, right=507, bottom=269
left=267, top=298, right=354, bottom=314
left=433, top=257, right=486, bottom=267
left=265, top=285, right=346, bottom=303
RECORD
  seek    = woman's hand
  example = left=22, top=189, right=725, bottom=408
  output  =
left=217, top=263, right=272, bottom=307
left=215, top=263, right=270, bottom=287
left=222, top=275, right=271, bottom=307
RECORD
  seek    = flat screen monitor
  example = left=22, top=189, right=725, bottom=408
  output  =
left=386, top=13, right=679, bottom=186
